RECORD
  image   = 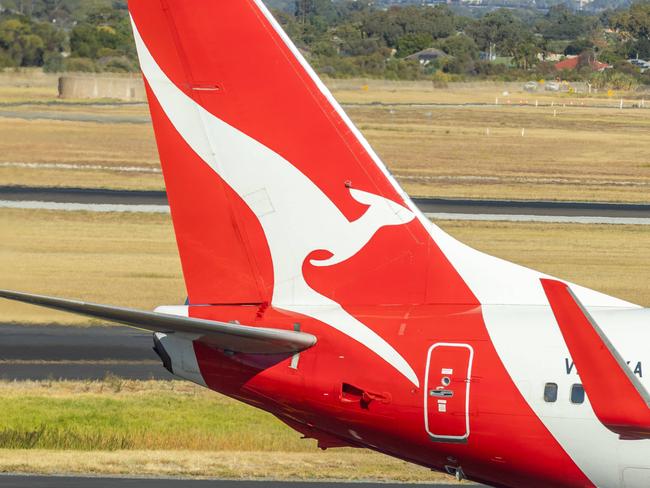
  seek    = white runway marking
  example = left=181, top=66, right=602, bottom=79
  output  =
left=0, top=162, right=161, bottom=173
left=0, top=200, right=170, bottom=213
left=396, top=173, right=650, bottom=188
left=426, top=212, right=650, bottom=225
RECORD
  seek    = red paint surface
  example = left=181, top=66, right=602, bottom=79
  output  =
left=542, top=279, right=650, bottom=439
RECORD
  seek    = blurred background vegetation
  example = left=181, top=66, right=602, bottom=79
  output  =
left=0, top=0, right=648, bottom=87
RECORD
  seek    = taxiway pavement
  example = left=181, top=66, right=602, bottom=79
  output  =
left=0, top=324, right=170, bottom=381
left=0, top=476, right=478, bottom=487
left=2, top=186, right=649, bottom=224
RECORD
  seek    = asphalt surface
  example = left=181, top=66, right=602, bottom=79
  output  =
left=2, top=186, right=649, bottom=219
left=0, top=110, right=152, bottom=124
left=0, top=324, right=171, bottom=381
left=0, top=186, right=167, bottom=206
left=0, top=477, right=477, bottom=487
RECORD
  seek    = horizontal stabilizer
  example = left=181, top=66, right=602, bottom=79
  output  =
left=541, top=279, right=650, bottom=439
left=0, top=290, right=316, bottom=355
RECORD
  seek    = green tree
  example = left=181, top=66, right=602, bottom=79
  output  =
left=396, top=32, right=433, bottom=58
left=69, top=9, right=134, bottom=64
left=438, top=33, right=479, bottom=74
left=334, top=22, right=382, bottom=57
left=0, top=16, right=62, bottom=67
left=362, top=5, right=459, bottom=49
left=467, top=9, right=539, bottom=68
left=614, top=1, right=650, bottom=40
left=613, top=1, right=650, bottom=58
left=536, top=6, right=599, bottom=41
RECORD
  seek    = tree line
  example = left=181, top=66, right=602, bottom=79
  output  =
left=0, top=0, right=648, bottom=87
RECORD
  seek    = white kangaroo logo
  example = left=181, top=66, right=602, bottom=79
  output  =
left=133, top=20, right=419, bottom=386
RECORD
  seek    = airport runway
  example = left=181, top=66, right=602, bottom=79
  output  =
left=0, top=477, right=476, bottom=487
left=0, top=324, right=171, bottom=381
left=2, top=186, right=649, bottom=223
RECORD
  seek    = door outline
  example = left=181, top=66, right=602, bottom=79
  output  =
left=424, top=342, right=474, bottom=443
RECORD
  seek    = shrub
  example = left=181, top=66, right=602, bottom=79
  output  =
left=64, top=57, right=96, bottom=72
left=99, top=56, right=135, bottom=73
left=43, top=52, right=64, bottom=72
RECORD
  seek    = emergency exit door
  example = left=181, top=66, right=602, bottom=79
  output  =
left=424, top=343, right=474, bottom=443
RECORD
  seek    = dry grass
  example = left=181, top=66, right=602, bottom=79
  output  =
left=351, top=104, right=650, bottom=202
left=0, top=118, right=158, bottom=168
left=1, top=209, right=647, bottom=324
left=325, top=78, right=648, bottom=105
left=0, top=209, right=185, bottom=324
left=0, top=449, right=450, bottom=483
left=0, top=86, right=59, bottom=102
left=0, top=80, right=648, bottom=202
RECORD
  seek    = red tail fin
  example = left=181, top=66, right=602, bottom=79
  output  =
left=129, top=0, right=475, bottom=309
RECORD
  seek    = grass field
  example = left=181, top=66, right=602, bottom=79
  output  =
left=0, top=209, right=184, bottom=324
left=0, top=81, right=648, bottom=202
left=1, top=209, right=647, bottom=325
left=0, top=380, right=446, bottom=482
left=325, top=78, right=650, bottom=105
left=0, top=380, right=306, bottom=451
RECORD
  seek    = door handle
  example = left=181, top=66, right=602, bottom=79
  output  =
left=429, top=389, right=454, bottom=398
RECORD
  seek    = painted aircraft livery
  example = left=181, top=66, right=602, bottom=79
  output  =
left=1, top=1, right=649, bottom=487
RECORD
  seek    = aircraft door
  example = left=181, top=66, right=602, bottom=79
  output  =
left=424, top=343, right=474, bottom=443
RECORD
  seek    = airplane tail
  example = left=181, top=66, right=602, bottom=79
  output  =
left=129, top=1, right=633, bottom=312
left=128, top=0, right=475, bottom=309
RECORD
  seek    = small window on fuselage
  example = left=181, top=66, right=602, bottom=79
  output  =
left=544, top=383, right=558, bottom=403
left=571, top=384, right=585, bottom=404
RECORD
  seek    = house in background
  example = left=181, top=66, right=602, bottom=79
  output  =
left=555, top=55, right=610, bottom=72
left=406, top=48, right=449, bottom=66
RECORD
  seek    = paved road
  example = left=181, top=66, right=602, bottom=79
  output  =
left=2, top=186, right=649, bottom=219
left=0, top=110, right=151, bottom=124
left=0, top=324, right=171, bottom=381
left=0, top=476, right=475, bottom=487
left=0, top=186, right=167, bottom=206
left=0, top=99, right=645, bottom=125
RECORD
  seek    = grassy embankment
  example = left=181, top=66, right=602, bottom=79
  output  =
left=0, top=81, right=648, bottom=202
left=1, top=208, right=648, bottom=324
left=0, top=380, right=444, bottom=482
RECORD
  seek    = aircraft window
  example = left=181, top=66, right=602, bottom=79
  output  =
left=571, top=384, right=585, bottom=404
left=544, top=383, right=558, bottom=403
